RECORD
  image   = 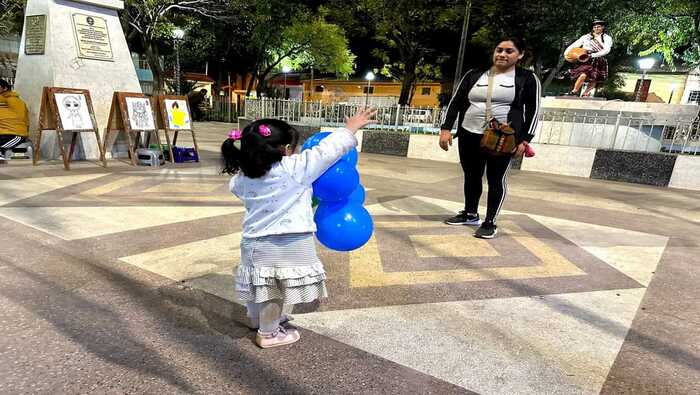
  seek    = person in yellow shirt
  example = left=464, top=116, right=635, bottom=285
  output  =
left=0, top=79, right=29, bottom=163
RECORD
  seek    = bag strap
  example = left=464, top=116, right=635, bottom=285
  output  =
left=485, top=68, right=496, bottom=122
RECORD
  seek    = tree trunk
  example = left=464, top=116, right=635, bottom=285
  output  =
left=144, top=40, right=164, bottom=94
left=255, top=73, right=268, bottom=96
left=407, top=83, right=416, bottom=107
left=542, top=42, right=569, bottom=94
left=399, top=59, right=418, bottom=106
left=534, top=56, right=544, bottom=80
left=245, top=71, right=257, bottom=96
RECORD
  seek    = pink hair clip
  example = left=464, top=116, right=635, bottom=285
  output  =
left=258, top=124, right=272, bottom=137
left=228, top=129, right=242, bottom=140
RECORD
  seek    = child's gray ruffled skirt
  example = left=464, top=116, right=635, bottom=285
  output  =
left=235, top=233, right=328, bottom=305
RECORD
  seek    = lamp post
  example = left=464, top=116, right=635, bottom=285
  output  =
left=452, top=0, right=472, bottom=91
left=635, top=57, right=655, bottom=102
left=364, top=71, right=375, bottom=107
left=172, top=28, right=185, bottom=95
left=282, top=65, right=291, bottom=99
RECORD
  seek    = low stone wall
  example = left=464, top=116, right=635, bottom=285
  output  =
left=361, top=130, right=410, bottom=156
left=238, top=118, right=700, bottom=191
left=591, top=150, right=677, bottom=187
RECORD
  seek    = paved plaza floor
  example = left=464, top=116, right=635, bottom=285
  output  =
left=1, top=122, right=698, bottom=394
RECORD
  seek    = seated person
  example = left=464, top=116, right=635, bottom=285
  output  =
left=187, top=89, right=208, bottom=121
left=0, top=79, right=29, bottom=163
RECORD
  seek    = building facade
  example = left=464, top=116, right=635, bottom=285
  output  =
left=618, top=68, right=700, bottom=105
left=299, top=79, right=444, bottom=107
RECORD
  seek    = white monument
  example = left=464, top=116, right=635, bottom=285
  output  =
left=14, top=0, right=141, bottom=160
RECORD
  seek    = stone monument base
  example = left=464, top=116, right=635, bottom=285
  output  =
left=14, top=0, right=141, bottom=161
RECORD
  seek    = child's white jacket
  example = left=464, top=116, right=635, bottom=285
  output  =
left=231, top=128, right=357, bottom=238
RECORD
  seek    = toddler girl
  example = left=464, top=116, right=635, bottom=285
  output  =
left=221, top=109, right=375, bottom=348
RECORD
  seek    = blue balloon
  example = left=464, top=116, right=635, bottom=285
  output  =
left=302, top=132, right=331, bottom=150
left=343, top=148, right=358, bottom=166
left=302, top=131, right=358, bottom=165
left=314, top=202, right=374, bottom=251
left=312, top=161, right=359, bottom=202
left=348, top=184, right=366, bottom=204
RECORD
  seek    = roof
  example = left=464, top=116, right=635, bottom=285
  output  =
left=182, top=72, right=214, bottom=83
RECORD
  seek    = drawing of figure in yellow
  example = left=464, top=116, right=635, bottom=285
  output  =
left=170, top=101, right=188, bottom=128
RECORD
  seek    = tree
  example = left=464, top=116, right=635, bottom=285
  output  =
left=614, top=0, right=700, bottom=67
left=235, top=0, right=355, bottom=95
left=120, top=0, right=229, bottom=93
left=339, top=0, right=461, bottom=105
left=0, top=0, right=25, bottom=36
left=469, top=0, right=637, bottom=93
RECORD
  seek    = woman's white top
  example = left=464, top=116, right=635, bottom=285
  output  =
left=566, top=33, right=613, bottom=58
left=230, top=128, right=357, bottom=238
left=461, top=69, right=516, bottom=134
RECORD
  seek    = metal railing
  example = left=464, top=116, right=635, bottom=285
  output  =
left=244, top=98, right=700, bottom=155
left=244, top=98, right=446, bottom=133
left=535, top=109, right=700, bottom=154
left=204, top=95, right=238, bottom=123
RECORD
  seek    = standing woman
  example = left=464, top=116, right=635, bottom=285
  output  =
left=566, top=20, right=613, bottom=97
left=438, top=37, right=541, bottom=239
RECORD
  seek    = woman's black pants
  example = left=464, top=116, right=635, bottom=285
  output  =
left=457, top=131, right=512, bottom=223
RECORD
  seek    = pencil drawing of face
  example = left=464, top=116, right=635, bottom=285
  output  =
left=131, top=100, right=149, bottom=128
left=62, top=96, right=83, bottom=128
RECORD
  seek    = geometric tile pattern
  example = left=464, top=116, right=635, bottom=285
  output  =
left=1, top=144, right=694, bottom=395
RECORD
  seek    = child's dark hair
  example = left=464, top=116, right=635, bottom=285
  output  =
left=221, top=118, right=300, bottom=178
left=0, top=79, right=11, bottom=90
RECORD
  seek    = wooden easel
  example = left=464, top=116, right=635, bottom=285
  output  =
left=103, top=92, right=161, bottom=166
left=155, top=95, right=200, bottom=163
left=34, top=87, right=105, bottom=170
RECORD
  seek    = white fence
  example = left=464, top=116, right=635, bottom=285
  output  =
left=244, top=98, right=700, bottom=155
left=244, top=98, right=445, bottom=132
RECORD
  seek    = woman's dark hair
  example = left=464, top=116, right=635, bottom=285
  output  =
left=221, top=118, right=300, bottom=178
left=0, top=79, right=11, bottom=90
left=497, top=37, right=527, bottom=54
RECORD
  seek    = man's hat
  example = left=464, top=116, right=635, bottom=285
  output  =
left=592, top=19, right=607, bottom=26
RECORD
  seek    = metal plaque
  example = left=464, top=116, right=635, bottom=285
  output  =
left=24, top=15, right=47, bottom=55
left=72, top=13, right=114, bottom=61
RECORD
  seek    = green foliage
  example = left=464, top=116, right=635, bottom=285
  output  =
left=224, top=0, right=354, bottom=94
left=614, top=0, right=700, bottom=67
left=335, top=0, right=461, bottom=104
left=120, top=0, right=231, bottom=92
left=0, top=0, right=25, bottom=36
left=276, top=16, right=356, bottom=77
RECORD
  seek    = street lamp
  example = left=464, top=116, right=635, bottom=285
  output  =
left=282, top=65, right=291, bottom=99
left=635, top=57, right=655, bottom=102
left=364, top=71, right=375, bottom=107
left=172, top=28, right=185, bottom=95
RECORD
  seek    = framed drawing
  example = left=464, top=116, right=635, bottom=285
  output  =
left=103, top=92, right=161, bottom=166
left=155, top=95, right=200, bottom=163
left=54, top=93, right=93, bottom=130
left=125, top=96, right=156, bottom=131
left=34, top=87, right=104, bottom=170
left=164, top=98, right=191, bottom=130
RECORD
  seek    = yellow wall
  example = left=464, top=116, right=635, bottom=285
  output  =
left=618, top=72, right=688, bottom=104
left=301, top=80, right=442, bottom=107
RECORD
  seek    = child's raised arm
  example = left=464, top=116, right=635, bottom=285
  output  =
left=345, top=108, right=377, bottom=134
left=282, top=108, right=376, bottom=185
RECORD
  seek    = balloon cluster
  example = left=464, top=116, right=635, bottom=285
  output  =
left=303, top=132, right=373, bottom=252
